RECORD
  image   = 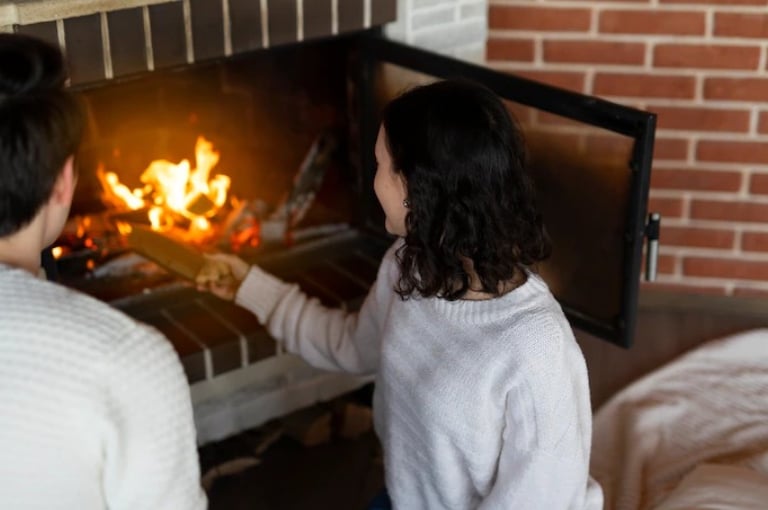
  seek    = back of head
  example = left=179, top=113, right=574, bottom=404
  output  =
left=0, top=33, right=84, bottom=237
left=382, top=78, right=551, bottom=300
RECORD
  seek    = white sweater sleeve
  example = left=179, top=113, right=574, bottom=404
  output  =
left=101, top=325, right=207, bottom=510
left=479, top=380, right=597, bottom=510
left=479, top=445, right=592, bottom=509
left=235, top=253, right=395, bottom=375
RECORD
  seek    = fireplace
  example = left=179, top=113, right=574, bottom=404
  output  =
left=8, top=0, right=657, bottom=444
left=58, top=33, right=379, bottom=303
left=52, top=32, right=397, bottom=444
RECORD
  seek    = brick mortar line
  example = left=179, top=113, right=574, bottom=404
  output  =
left=182, top=0, right=193, bottom=64
left=296, top=0, right=303, bottom=42
left=260, top=0, right=269, bottom=48
left=486, top=61, right=768, bottom=78
left=488, top=31, right=768, bottom=46
left=101, top=11, right=113, bottom=80
left=410, top=17, right=485, bottom=35
left=653, top=164, right=756, bottom=172
left=222, top=0, right=232, bottom=56
left=652, top=275, right=768, bottom=286
left=640, top=100, right=760, bottom=109
left=660, top=240, right=741, bottom=257
left=651, top=189, right=768, bottom=202
left=654, top=130, right=768, bottom=141
left=655, top=219, right=768, bottom=231
left=410, top=3, right=462, bottom=16
left=331, top=0, right=338, bottom=35
left=704, top=8, right=713, bottom=39
left=658, top=248, right=768, bottom=263
left=142, top=5, right=154, bottom=71
left=489, top=1, right=768, bottom=15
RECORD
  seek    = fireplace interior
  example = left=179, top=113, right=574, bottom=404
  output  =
left=47, top=30, right=656, bottom=444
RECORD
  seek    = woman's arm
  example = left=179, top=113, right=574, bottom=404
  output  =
left=195, top=241, right=399, bottom=375
left=479, top=365, right=602, bottom=509
left=479, top=445, right=597, bottom=509
left=234, top=244, right=399, bottom=375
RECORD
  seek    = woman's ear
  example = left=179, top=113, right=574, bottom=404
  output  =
left=51, top=156, right=76, bottom=206
left=398, top=173, right=409, bottom=202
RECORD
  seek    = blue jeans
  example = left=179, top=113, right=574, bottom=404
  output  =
left=367, top=488, right=392, bottom=510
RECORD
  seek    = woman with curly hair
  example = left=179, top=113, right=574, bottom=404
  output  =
left=198, top=79, right=603, bottom=509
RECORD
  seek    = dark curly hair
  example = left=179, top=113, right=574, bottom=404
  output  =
left=0, top=33, right=84, bottom=237
left=381, top=79, right=551, bottom=301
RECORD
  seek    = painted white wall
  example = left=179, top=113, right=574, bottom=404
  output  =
left=385, top=0, right=487, bottom=62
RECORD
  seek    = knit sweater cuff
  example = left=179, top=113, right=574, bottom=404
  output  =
left=234, top=265, right=294, bottom=324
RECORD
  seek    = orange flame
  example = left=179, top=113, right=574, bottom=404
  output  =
left=99, top=136, right=231, bottom=239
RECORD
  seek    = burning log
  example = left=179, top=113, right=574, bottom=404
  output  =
left=185, top=190, right=216, bottom=216
left=336, top=402, right=373, bottom=440
left=269, top=132, right=337, bottom=230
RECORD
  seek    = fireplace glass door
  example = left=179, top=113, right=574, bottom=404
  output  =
left=359, top=37, right=656, bottom=348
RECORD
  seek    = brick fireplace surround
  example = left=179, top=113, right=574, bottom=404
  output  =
left=0, top=0, right=397, bottom=85
left=487, top=0, right=768, bottom=298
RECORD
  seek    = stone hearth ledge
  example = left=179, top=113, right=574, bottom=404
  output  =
left=1, top=0, right=174, bottom=28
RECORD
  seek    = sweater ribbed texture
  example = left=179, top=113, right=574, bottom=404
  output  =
left=236, top=241, right=603, bottom=509
left=0, top=264, right=207, bottom=510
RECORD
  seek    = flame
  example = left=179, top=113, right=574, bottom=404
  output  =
left=99, top=136, right=231, bottom=239
left=105, top=171, right=145, bottom=210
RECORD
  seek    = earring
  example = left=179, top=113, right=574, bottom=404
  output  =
left=403, top=199, right=410, bottom=208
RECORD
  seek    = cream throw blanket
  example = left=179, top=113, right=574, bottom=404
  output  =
left=590, top=328, right=768, bottom=510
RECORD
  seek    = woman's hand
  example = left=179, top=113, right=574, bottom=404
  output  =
left=195, top=253, right=250, bottom=301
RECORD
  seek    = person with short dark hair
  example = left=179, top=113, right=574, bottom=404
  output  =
left=197, top=79, right=603, bottom=509
left=0, top=33, right=207, bottom=510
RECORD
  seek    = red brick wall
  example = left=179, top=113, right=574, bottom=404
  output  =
left=488, top=0, right=768, bottom=297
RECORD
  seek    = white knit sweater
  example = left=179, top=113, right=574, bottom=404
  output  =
left=236, top=240, right=603, bottom=509
left=0, top=264, right=207, bottom=510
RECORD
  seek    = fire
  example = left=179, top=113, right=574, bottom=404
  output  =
left=99, top=136, right=231, bottom=239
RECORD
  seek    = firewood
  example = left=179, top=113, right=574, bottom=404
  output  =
left=281, top=405, right=332, bottom=447
left=201, top=457, right=260, bottom=491
left=185, top=191, right=216, bottom=216
left=337, top=402, right=373, bottom=440
left=124, top=223, right=205, bottom=281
